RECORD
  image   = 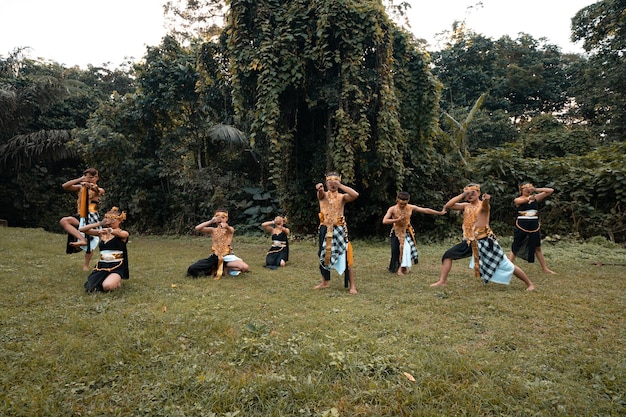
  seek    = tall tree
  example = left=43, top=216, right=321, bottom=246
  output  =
left=432, top=29, right=569, bottom=121
left=0, top=54, right=132, bottom=228
left=571, top=0, right=626, bottom=141
left=431, top=28, right=571, bottom=154
left=223, top=0, right=439, bottom=232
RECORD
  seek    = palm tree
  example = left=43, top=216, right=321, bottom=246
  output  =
left=0, top=53, right=90, bottom=172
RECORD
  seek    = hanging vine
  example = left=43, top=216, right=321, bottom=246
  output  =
left=224, top=0, right=439, bottom=231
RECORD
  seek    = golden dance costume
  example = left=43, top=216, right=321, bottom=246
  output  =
left=187, top=217, right=242, bottom=279
left=388, top=205, right=419, bottom=273
left=442, top=187, right=515, bottom=285
left=318, top=191, right=353, bottom=287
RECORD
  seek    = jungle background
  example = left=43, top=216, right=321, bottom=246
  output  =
left=1, top=0, right=625, bottom=243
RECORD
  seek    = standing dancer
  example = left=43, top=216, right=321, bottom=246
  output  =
left=509, top=182, right=556, bottom=274
left=59, top=168, right=104, bottom=270
left=315, top=172, right=359, bottom=294
left=430, top=183, right=535, bottom=291
left=382, top=191, right=446, bottom=275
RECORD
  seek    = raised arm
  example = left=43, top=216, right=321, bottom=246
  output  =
left=315, top=183, right=325, bottom=201
left=413, top=205, right=447, bottom=216
left=444, top=192, right=469, bottom=211
left=261, top=220, right=274, bottom=233
left=382, top=206, right=398, bottom=225
left=62, top=176, right=85, bottom=192
left=481, top=193, right=491, bottom=212
left=533, top=187, right=554, bottom=203
left=339, top=183, right=359, bottom=203
left=194, top=217, right=220, bottom=234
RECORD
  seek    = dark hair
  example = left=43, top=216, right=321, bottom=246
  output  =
left=397, top=191, right=410, bottom=200
left=83, top=168, right=98, bottom=176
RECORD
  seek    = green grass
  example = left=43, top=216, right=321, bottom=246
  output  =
left=1, top=227, right=625, bottom=416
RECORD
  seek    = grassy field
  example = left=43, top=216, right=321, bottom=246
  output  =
left=0, top=226, right=624, bottom=416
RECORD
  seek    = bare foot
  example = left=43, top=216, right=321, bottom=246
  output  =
left=397, top=269, right=404, bottom=276
left=70, top=239, right=87, bottom=247
left=430, top=280, right=446, bottom=287
left=314, top=281, right=330, bottom=290
left=543, top=269, right=556, bottom=275
left=349, top=286, right=358, bottom=294
left=82, top=265, right=90, bottom=271
left=526, top=284, right=535, bottom=291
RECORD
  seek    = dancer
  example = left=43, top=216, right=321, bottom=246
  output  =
left=187, top=209, right=249, bottom=279
left=509, top=182, right=556, bottom=274
left=382, top=191, right=446, bottom=275
left=80, top=207, right=129, bottom=292
left=315, top=172, right=359, bottom=294
left=261, top=216, right=290, bottom=269
left=59, top=168, right=104, bottom=270
left=430, top=183, right=535, bottom=291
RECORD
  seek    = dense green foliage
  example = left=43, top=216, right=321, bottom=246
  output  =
left=0, top=0, right=625, bottom=242
left=571, top=0, right=626, bottom=141
left=431, top=27, right=572, bottom=151
left=0, top=56, right=134, bottom=229
left=224, top=0, right=440, bottom=233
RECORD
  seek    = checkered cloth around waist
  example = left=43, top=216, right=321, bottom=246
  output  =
left=472, top=229, right=506, bottom=284
left=320, top=225, right=347, bottom=269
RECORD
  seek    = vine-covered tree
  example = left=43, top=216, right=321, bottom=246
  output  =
left=222, top=0, right=440, bottom=233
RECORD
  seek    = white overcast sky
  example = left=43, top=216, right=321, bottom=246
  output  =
left=0, top=0, right=596, bottom=68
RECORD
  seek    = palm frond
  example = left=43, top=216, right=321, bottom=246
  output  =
left=0, top=129, right=78, bottom=172
left=207, top=124, right=248, bottom=146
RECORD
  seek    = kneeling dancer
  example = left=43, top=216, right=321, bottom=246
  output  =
left=80, top=207, right=129, bottom=292
left=187, top=210, right=249, bottom=279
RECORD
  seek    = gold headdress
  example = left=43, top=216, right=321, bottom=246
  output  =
left=214, top=210, right=229, bottom=221
left=464, top=184, right=481, bottom=192
left=105, top=207, right=126, bottom=221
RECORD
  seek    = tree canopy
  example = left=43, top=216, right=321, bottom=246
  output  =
left=0, top=0, right=624, bottom=242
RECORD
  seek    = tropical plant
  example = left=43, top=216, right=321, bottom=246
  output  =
left=0, top=54, right=132, bottom=228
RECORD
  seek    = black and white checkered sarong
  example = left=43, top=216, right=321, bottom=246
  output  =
left=406, top=234, right=419, bottom=264
left=477, top=236, right=506, bottom=283
left=319, top=226, right=347, bottom=270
